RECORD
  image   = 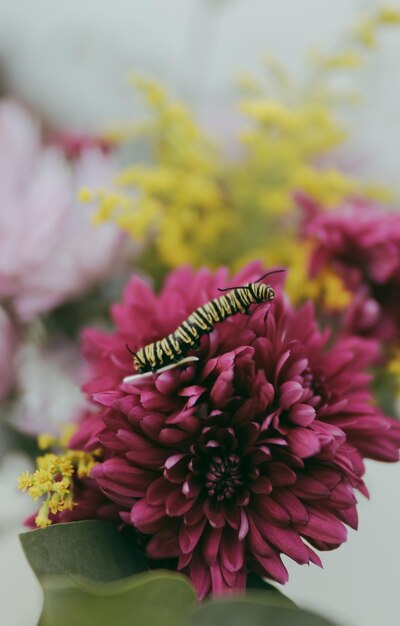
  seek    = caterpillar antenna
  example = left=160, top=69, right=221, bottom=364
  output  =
left=254, top=268, right=286, bottom=282
left=126, top=344, right=137, bottom=357
left=218, top=268, right=285, bottom=292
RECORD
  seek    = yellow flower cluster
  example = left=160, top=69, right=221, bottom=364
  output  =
left=88, top=75, right=356, bottom=278
left=233, top=95, right=360, bottom=212
left=18, top=432, right=100, bottom=528
left=87, top=75, right=230, bottom=270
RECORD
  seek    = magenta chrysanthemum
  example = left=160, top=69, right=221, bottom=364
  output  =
left=72, top=262, right=400, bottom=598
left=306, top=202, right=400, bottom=341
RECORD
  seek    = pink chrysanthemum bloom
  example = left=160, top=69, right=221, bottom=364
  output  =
left=306, top=202, right=400, bottom=342
left=71, top=263, right=400, bottom=598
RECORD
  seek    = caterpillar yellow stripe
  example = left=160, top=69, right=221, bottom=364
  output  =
left=123, top=270, right=283, bottom=383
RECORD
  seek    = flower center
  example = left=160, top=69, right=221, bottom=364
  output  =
left=303, top=366, right=328, bottom=402
left=205, top=454, right=243, bottom=501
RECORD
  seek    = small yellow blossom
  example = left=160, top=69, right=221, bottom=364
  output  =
left=28, top=484, right=45, bottom=501
left=59, top=423, right=77, bottom=448
left=354, top=19, right=377, bottom=48
left=35, top=503, right=52, bottom=529
left=235, top=73, right=264, bottom=95
left=376, top=7, right=400, bottom=25
left=130, top=74, right=167, bottom=108
left=17, top=471, right=33, bottom=493
left=311, top=51, right=362, bottom=71
left=300, top=268, right=353, bottom=312
left=36, top=453, right=57, bottom=471
left=388, top=351, right=400, bottom=378
left=38, top=433, right=57, bottom=450
left=78, top=187, right=93, bottom=203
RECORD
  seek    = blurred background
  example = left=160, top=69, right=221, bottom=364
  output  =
left=2, top=0, right=400, bottom=184
left=1, top=1, right=400, bottom=625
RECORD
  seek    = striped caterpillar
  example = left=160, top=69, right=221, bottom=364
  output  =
left=123, top=270, right=283, bottom=383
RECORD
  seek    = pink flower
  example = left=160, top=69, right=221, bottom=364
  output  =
left=305, top=202, right=400, bottom=342
left=0, top=306, right=18, bottom=400
left=0, top=99, right=124, bottom=321
left=71, top=263, right=400, bottom=598
left=9, top=339, right=89, bottom=437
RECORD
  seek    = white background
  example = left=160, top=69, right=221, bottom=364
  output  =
left=0, top=1, right=400, bottom=625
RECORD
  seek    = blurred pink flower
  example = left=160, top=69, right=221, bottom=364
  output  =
left=306, top=202, right=400, bottom=342
left=9, top=339, right=89, bottom=436
left=49, top=131, right=113, bottom=160
left=0, top=99, right=124, bottom=321
left=63, top=263, right=400, bottom=598
left=0, top=306, right=18, bottom=400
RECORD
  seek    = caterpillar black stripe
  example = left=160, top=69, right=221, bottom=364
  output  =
left=123, top=270, right=283, bottom=383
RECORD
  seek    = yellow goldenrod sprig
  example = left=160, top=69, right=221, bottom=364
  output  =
left=84, top=75, right=362, bottom=277
left=354, top=5, right=400, bottom=48
left=18, top=429, right=100, bottom=529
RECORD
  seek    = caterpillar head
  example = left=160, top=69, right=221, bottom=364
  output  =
left=252, top=282, right=275, bottom=302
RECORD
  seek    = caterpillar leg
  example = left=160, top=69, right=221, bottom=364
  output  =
left=123, top=356, right=199, bottom=384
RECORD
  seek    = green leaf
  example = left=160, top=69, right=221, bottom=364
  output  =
left=246, top=574, right=296, bottom=607
left=187, top=595, right=341, bottom=626
left=37, top=571, right=196, bottom=626
left=20, top=521, right=197, bottom=626
left=20, top=520, right=148, bottom=582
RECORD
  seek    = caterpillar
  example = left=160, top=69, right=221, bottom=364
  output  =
left=123, top=269, right=283, bottom=384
